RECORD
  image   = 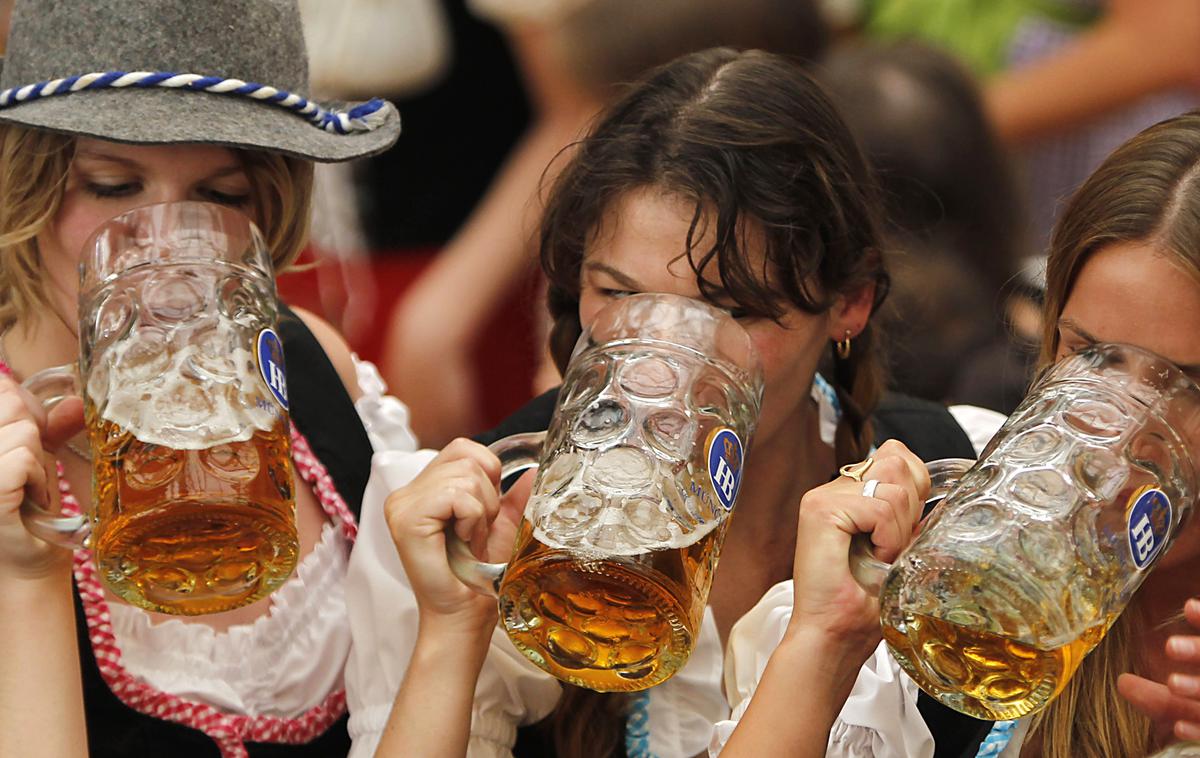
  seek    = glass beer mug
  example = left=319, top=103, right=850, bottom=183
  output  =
left=21, top=201, right=299, bottom=616
left=449, top=293, right=763, bottom=691
left=852, top=342, right=1200, bottom=720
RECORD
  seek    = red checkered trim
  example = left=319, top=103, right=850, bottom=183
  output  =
left=59, top=426, right=359, bottom=758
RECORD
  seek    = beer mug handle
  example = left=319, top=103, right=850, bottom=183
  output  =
left=445, top=431, right=546, bottom=597
left=848, top=457, right=975, bottom=596
left=18, top=364, right=91, bottom=548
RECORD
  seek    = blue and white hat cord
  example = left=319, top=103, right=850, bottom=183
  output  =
left=0, top=70, right=393, bottom=135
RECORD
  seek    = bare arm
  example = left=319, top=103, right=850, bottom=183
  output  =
left=0, top=378, right=88, bottom=757
left=718, top=441, right=929, bottom=756
left=0, top=572, right=88, bottom=758
left=374, top=621, right=493, bottom=758
left=719, top=628, right=868, bottom=757
left=987, top=0, right=1200, bottom=144
left=381, top=23, right=598, bottom=446
left=371, top=439, right=517, bottom=757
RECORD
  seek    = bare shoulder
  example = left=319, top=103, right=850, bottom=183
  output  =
left=291, top=306, right=363, bottom=402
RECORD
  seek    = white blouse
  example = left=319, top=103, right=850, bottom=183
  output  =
left=343, top=381, right=1008, bottom=757
left=108, top=357, right=420, bottom=721
left=709, top=405, right=1013, bottom=757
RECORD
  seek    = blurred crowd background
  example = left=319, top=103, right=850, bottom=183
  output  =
left=8, top=0, right=1198, bottom=448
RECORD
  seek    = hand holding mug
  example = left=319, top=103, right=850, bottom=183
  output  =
left=788, top=440, right=928, bottom=654
left=383, top=439, right=517, bottom=629
left=0, top=373, right=84, bottom=580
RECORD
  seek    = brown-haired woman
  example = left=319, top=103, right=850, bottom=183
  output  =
left=349, top=46, right=1004, bottom=758
left=713, top=111, right=1200, bottom=758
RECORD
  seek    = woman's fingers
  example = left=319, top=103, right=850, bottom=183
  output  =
left=861, top=481, right=916, bottom=563
left=0, top=445, right=48, bottom=513
left=1119, top=673, right=1200, bottom=730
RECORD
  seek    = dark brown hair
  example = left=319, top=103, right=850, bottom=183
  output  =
left=537, top=47, right=889, bottom=756
left=1033, top=111, right=1200, bottom=758
left=542, top=47, right=889, bottom=465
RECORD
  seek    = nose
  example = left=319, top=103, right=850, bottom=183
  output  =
left=144, top=184, right=192, bottom=206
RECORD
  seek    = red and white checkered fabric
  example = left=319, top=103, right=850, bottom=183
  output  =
left=58, top=424, right=359, bottom=758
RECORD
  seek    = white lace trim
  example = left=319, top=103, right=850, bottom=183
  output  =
left=353, top=355, right=420, bottom=453
left=109, top=522, right=352, bottom=719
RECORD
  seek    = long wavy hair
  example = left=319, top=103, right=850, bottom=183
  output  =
left=1034, top=110, right=1200, bottom=757
left=0, top=124, right=314, bottom=335
left=537, top=47, right=889, bottom=756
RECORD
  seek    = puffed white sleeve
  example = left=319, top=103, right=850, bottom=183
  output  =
left=708, top=581, right=934, bottom=758
left=344, top=450, right=562, bottom=758
left=947, top=404, right=1008, bottom=457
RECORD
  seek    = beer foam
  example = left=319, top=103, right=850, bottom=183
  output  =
left=531, top=493, right=720, bottom=556
left=92, top=322, right=278, bottom=449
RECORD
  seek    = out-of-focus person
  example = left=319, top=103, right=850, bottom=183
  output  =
left=816, top=41, right=1039, bottom=413
left=850, top=0, right=1200, bottom=253
left=290, top=0, right=452, bottom=346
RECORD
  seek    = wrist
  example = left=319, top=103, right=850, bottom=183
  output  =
left=0, top=561, right=73, bottom=604
left=778, top=624, right=877, bottom=700
left=417, top=610, right=497, bottom=649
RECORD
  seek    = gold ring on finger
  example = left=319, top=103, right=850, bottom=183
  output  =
left=839, top=457, right=875, bottom=482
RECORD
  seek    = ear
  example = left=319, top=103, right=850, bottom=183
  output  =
left=827, top=281, right=877, bottom=342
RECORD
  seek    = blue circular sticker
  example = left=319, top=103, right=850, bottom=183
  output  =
left=257, top=328, right=289, bottom=411
left=706, top=427, right=744, bottom=512
left=1127, top=487, right=1171, bottom=569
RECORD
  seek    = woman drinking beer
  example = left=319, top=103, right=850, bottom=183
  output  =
left=710, top=111, right=1200, bottom=757
left=0, top=0, right=415, bottom=755
left=346, top=46, right=1006, bottom=757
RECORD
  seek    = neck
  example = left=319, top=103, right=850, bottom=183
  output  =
left=1, top=312, right=78, bottom=380
left=731, top=395, right=832, bottom=536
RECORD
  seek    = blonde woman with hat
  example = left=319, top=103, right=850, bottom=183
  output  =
left=0, top=1, right=419, bottom=756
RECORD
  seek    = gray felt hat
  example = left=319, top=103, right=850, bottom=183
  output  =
left=0, top=0, right=401, bottom=162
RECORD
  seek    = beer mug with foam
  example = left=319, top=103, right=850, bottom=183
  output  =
left=21, top=201, right=298, bottom=616
left=851, top=343, right=1200, bottom=720
left=449, top=293, right=763, bottom=691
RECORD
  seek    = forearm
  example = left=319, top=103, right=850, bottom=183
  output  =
left=374, top=619, right=493, bottom=758
left=0, top=570, right=88, bottom=758
left=719, top=628, right=870, bottom=757
left=988, top=0, right=1200, bottom=144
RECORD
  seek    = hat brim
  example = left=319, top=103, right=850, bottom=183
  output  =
left=0, top=85, right=400, bottom=162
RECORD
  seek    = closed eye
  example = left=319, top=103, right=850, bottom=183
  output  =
left=600, top=288, right=636, bottom=299
left=85, top=181, right=140, bottom=199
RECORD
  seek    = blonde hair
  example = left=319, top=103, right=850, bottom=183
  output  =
left=0, top=124, right=314, bottom=335
left=1033, top=111, right=1200, bottom=757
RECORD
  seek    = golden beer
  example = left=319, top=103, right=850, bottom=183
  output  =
left=884, top=612, right=1106, bottom=720
left=89, top=407, right=299, bottom=615
left=498, top=518, right=724, bottom=692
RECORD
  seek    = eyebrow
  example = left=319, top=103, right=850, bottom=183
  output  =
left=584, top=261, right=643, bottom=291
left=1057, top=318, right=1098, bottom=345
left=74, top=149, right=246, bottom=179
left=1059, top=317, right=1200, bottom=374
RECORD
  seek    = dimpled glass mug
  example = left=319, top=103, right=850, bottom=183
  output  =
left=21, top=202, right=299, bottom=615
left=852, top=343, right=1200, bottom=720
left=449, top=293, right=763, bottom=691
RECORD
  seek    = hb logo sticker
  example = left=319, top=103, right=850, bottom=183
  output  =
left=1127, top=486, right=1171, bottom=569
left=706, top=427, right=744, bottom=511
left=258, top=328, right=289, bottom=411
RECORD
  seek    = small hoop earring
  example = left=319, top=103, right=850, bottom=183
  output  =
left=835, top=329, right=852, bottom=360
